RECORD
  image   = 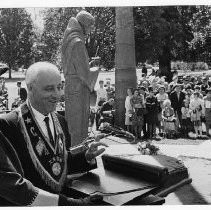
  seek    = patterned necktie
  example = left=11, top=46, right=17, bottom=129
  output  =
left=44, top=116, right=54, bottom=147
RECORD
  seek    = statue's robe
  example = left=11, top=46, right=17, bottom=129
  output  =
left=62, top=17, right=99, bottom=146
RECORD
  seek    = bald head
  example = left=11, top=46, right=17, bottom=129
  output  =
left=25, top=62, right=60, bottom=89
left=26, top=62, right=62, bottom=115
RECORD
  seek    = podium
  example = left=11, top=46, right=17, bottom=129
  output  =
left=67, top=166, right=164, bottom=205
left=66, top=138, right=190, bottom=205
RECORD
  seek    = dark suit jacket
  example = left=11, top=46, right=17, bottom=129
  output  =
left=169, top=91, right=186, bottom=114
left=0, top=109, right=96, bottom=206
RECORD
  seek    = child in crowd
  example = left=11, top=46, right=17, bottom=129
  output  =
left=145, top=86, right=159, bottom=140
left=181, top=99, right=191, bottom=138
left=189, top=92, right=204, bottom=139
left=162, top=99, right=177, bottom=138
left=184, top=85, right=193, bottom=102
left=203, top=88, right=211, bottom=137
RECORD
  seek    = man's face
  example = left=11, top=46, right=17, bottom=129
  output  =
left=99, top=81, right=104, bottom=88
left=134, top=90, right=139, bottom=96
left=30, top=69, right=62, bottom=115
left=107, top=82, right=111, bottom=87
left=183, top=80, right=188, bottom=84
left=203, top=79, right=207, bottom=84
left=149, top=91, right=154, bottom=96
left=159, top=88, right=165, bottom=94
left=187, top=89, right=192, bottom=95
left=109, top=99, right=114, bottom=106
left=127, top=88, right=132, bottom=96
left=197, top=77, right=202, bottom=82
left=139, top=89, right=145, bottom=95
left=194, top=93, right=198, bottom=99
left=175, top=86, right=181, bottom=93
left=142, top=82, right=148, bottom=88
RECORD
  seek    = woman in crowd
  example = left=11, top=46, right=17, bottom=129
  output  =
left=162, top=99, right=177, bottom=138
left=181, top=99, right=191, bottom=138
left=130, top=88, right=145, bottom=140
left=125, top=87, right=133, bottom=133
left=156, top=85, right=168, bottom=136
left=189, top=92, right=205, bottom=139
left=190, top=85, right=203, bottom=100
left=203, top=88, right=211, bottom=137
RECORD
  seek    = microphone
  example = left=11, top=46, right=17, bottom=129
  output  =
left=100, top=122, right=135, bottom=140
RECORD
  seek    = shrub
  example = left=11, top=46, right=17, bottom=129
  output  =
left=171, top=61, right=187, bottom=70
left=171, top=61, right=209, bottom=71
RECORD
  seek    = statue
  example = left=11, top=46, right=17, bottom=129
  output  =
left=61, top=10, right=100, bottom=146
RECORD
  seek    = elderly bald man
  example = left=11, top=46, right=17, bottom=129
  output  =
left=0, top=62, right=107, bottom=206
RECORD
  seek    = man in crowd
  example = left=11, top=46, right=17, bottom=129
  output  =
left=169, top=84, right=186, bottom=127
left=0, top=77, right=8, bottom=96
left=201, top=77, right=209, bottom=96
left=105, top=81, right=115, bottom=99
left=0, top=62, right=107, bottom=206
left=182, top=76, right=190, bottom=90
left=142, top=64, right=147, bottom=75
left=99, top=98, right=115, bottom=126
left=17, top=81, right=27, bottom=102
left=96, top=80, right=108, bottom=108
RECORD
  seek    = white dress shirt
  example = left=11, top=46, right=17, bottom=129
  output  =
left=29, top=103, right=55, bottom=140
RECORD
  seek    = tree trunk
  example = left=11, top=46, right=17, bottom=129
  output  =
left=115, top=7, right=137, bottom=128
left=158, top=45, right=172, bottom=82
left=9, top=67, right=12, bottom=79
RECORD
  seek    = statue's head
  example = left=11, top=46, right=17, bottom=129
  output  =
left=76, top=10, right=95, bottom=35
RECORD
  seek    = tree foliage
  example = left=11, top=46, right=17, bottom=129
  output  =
left=84, top=7, right=115, bottom=70
left=134, top=6, right=194, bottom=80
left=41, top=8, right=80, bottom=66
left=42, top=6, right=211, bottom=75
left=0, top=8, right=34, bottom=77
left=188, top=6, right=211, bottom=64
left=41, top=7, right=115, bottom=70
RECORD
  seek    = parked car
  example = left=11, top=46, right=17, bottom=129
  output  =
left=0, top=63, right=9, bottom=76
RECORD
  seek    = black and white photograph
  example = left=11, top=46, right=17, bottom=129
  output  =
left=0, top=0, right=211, bottom=207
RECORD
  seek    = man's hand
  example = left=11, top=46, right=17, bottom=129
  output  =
left=89, top=57, right=101, bottom=67
left=85, top=134, right=108, bottom=162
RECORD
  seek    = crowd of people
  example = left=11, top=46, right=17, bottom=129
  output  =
left=2, top=68, right=211, bottom=142
left=0, top=77, right=8, bottom=110
left=125, top=71, right=211, bottom=141
left=92, top=80, right=115, bottom=130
